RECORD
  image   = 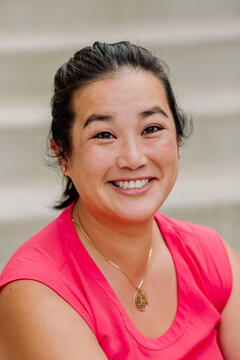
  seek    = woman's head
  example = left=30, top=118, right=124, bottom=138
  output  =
left=50, top=41, right=191, bottom=209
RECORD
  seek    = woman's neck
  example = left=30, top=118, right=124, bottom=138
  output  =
left=72, top=200, right=160, bottom=281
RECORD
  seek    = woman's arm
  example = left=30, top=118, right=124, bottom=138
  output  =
left=0, top=280, right=108, bottom=360
left=218, top=240, right=240, bottom=360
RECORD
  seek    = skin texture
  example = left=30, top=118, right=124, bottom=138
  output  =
left=0, top=69, right=239, bottom=359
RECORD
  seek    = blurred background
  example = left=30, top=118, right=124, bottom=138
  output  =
left=0, top=0, right=240, bottom=270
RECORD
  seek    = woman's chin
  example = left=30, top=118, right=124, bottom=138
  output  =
left=103, top=201, right=162, bottom=225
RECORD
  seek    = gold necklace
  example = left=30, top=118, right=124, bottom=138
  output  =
left=72, top=214, right=152, bottom=312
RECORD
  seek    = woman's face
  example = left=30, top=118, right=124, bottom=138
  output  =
left=65, top=68, right=180, bottom=224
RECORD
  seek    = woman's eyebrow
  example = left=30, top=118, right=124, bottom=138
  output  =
left=84, top=106, right=168, bottom=128
left=84, top=114, right=114, bottom=128
left=139, top=106, right=169, bottom=119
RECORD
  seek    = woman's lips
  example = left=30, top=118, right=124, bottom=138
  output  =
left=108, top=178, right=155, bottom=195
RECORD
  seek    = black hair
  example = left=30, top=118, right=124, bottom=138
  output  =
left=50, top=41, right=192, bottom=209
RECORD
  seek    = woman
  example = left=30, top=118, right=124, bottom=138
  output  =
left=0, top=41, right=239, bottom=359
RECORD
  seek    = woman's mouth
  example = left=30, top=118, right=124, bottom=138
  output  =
left=111, top=178, right=154, bottom=190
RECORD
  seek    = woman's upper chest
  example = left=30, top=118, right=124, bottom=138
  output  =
left=96, top=237, right=179, bottom=339
left=119, top=244, right=177, bottom=338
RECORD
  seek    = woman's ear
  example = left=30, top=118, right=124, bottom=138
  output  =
left=50, top=138, right=68, bottom=175
left=50, top=138, right=59, bottom=155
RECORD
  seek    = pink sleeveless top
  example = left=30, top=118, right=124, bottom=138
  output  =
left=0, top=203, right=232, bottom=359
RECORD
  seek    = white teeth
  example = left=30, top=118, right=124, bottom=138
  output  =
left=129, top=181, right=135, bottom=189
left=123, top=181, right=128, bottom=189
left=136, top=180, right=142, bottom=188
left=113, top=179, right=151, bottom=189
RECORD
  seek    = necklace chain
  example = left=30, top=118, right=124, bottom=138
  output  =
left=72, top=210, right=152, bottom=311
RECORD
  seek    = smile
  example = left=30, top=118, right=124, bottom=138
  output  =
left=111, top=178, right=153, bottom=189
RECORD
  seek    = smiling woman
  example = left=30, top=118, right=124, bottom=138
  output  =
left=62, top=68, right=180, bottom=225
left=0, top=42, right=239, bottom=360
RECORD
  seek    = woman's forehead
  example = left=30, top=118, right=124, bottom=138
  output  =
left=72, top=68, right=171, bottom=120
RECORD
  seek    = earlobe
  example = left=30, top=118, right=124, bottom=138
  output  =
left=177, top=137, right=181, bottom=160
left=178, top=147, right=181, bottom=160
left=60, top=160, right=69, bottom=176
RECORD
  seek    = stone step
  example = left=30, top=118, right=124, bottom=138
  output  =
left=2, top=17, right=240, bottom=53
left=1, top=20, right=239, bottom=104
left=1, top=0, right=239, bottom=35
left=0, top=166, right=239, bottom=271
left=180, top=113, right=240, bottom=170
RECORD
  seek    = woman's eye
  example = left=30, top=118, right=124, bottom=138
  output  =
left=143, top=125, right=162, bottom=135
left=93, top=131, right=114, bottom=139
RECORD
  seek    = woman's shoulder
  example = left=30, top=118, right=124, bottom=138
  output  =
left=155, top=211, right=227, bottom=257
left=0, top=204, right=97, bottom=340
left=0, top=204, right=74, bottom=274
left=0, top=279, right=107, bottom=360
left=155, top=211, right=218, bottom=238
left=1, top=216, right=65, bottom=272
left=155, top=211, right=233, bottom=312
left=0, top=206, right=73, bottom=298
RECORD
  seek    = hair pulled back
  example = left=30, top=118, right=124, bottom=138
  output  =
left=50, top=41, right=191, bottom=209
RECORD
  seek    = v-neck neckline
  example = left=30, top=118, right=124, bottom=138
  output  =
left=59, top=203, right=191, bottom=350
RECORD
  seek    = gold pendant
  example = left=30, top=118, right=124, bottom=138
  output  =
left=134, top=288, right=148, bottom=311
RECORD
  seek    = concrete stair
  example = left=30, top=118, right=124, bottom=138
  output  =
left=1, top=20, right=240, bottom=104
left=0, top=0, right=239, bottom=270
left=1, top=0, right=239, bottom=34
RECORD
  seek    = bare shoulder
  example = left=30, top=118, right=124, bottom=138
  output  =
left=0, top=280, right=107, bottom=360
left=218, top=240, right=240, bottom=360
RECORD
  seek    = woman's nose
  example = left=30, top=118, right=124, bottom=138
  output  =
left=116, top=138, right=147, bottom=170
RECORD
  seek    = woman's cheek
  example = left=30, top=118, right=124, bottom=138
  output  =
left=82, top=146, right=113, bottom=177
left=155, top=139, right=179, bottom=164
